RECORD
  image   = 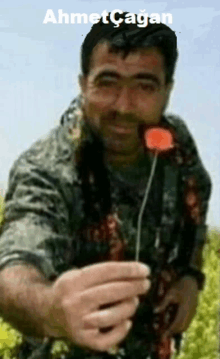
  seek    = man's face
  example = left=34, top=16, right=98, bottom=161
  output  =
left=80, top=42, right=173, bottom=156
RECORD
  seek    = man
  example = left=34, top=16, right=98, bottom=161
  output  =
left=0, top=12, right=211, bottom=359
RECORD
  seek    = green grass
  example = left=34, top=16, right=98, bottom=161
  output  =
left=173, top=228, right=219, bottom=359
left=0, top=196, right=219, bottom=358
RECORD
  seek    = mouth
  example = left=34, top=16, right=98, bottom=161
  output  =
left=108, top=124, right=136, bottom=135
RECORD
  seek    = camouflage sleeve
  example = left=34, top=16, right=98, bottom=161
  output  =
left=167, top=116, right=212, bottom=279
left=0, top=150, right=73, bottom=281
left=175, top=117, right=212, bottom=225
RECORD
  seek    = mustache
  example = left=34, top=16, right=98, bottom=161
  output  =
left=101, top=111, right=142, bottom=125
left=84, top=112, right=148, bottom=146
left=101, top=112, right=148, bottom=139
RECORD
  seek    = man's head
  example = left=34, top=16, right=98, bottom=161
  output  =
left=79, top=12, right=178, bottom=161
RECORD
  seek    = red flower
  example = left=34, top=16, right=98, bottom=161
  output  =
left=145, top=128, right=174, bottom=152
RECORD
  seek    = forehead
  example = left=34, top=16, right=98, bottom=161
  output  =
left=89, top=42, right=165, bottom=77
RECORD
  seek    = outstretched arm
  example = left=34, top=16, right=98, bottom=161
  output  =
left=154, top=117, right=212, bottom=338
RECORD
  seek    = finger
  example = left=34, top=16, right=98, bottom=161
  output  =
left=83, top=320, right=133, bottom=352
left=72, top=327, right=99, bottom=347
left=83, top=297, right=139, bottom=328
left=154, top=291, right=178, bottom=313
left=80, top=262, right=151, bottom=289
left=162, top=308, right=187, bottom=339
left=83, top=279, right=150, bottom=309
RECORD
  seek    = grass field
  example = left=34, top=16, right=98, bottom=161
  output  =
left=0, top=195, right=219, bottom=358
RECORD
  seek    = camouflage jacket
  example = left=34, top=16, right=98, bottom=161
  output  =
left=0, top=96, right=212, bottom=358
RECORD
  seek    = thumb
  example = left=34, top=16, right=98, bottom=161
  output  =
left=154, top=290, right=177, bottom=313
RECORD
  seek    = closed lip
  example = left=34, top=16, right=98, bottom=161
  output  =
left=108, top=124, right=135, bottom=134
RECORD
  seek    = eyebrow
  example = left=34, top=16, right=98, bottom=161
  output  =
left=94, top=70, right=161, bottom=86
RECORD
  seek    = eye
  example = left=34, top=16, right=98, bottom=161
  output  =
left=97, top=77, right=117, bottom=87
left=138, top=82, right=157, bottom=92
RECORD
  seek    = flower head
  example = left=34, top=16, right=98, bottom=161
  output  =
left=145, top=128, right=174, bottom=152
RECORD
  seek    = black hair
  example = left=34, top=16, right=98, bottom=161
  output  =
left=81, top=12, right=178, bottom=84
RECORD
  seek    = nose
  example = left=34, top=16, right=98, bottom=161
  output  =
left=114, top=86, right=134, bottom=114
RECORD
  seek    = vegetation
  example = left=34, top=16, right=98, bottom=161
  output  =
left=0, top=196, right=219, bottom=358
left=173, top=228, right=219, bottom=359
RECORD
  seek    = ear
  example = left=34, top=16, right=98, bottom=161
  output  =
left=165, top=81, right=174, bottom=101
left=163, top=81, right=174, bottom=109
left=162, top=81, right=174, bottom=112
left=166, top=81, right=174, bottom=101
left=79, top=74, right=87, bottom=94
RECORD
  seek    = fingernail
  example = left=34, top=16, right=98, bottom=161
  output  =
left=126, top=321, right=132, bottom=331
left=139, top=263, right=151, bottom=276
left=134, top=297, right=140, bottom=307
left=144, top=279, right=150, bottom=291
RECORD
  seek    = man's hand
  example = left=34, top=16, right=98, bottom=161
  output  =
left=154, top=276, right=199, bottom=340
left=46, top=261, right=151, bottom=352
